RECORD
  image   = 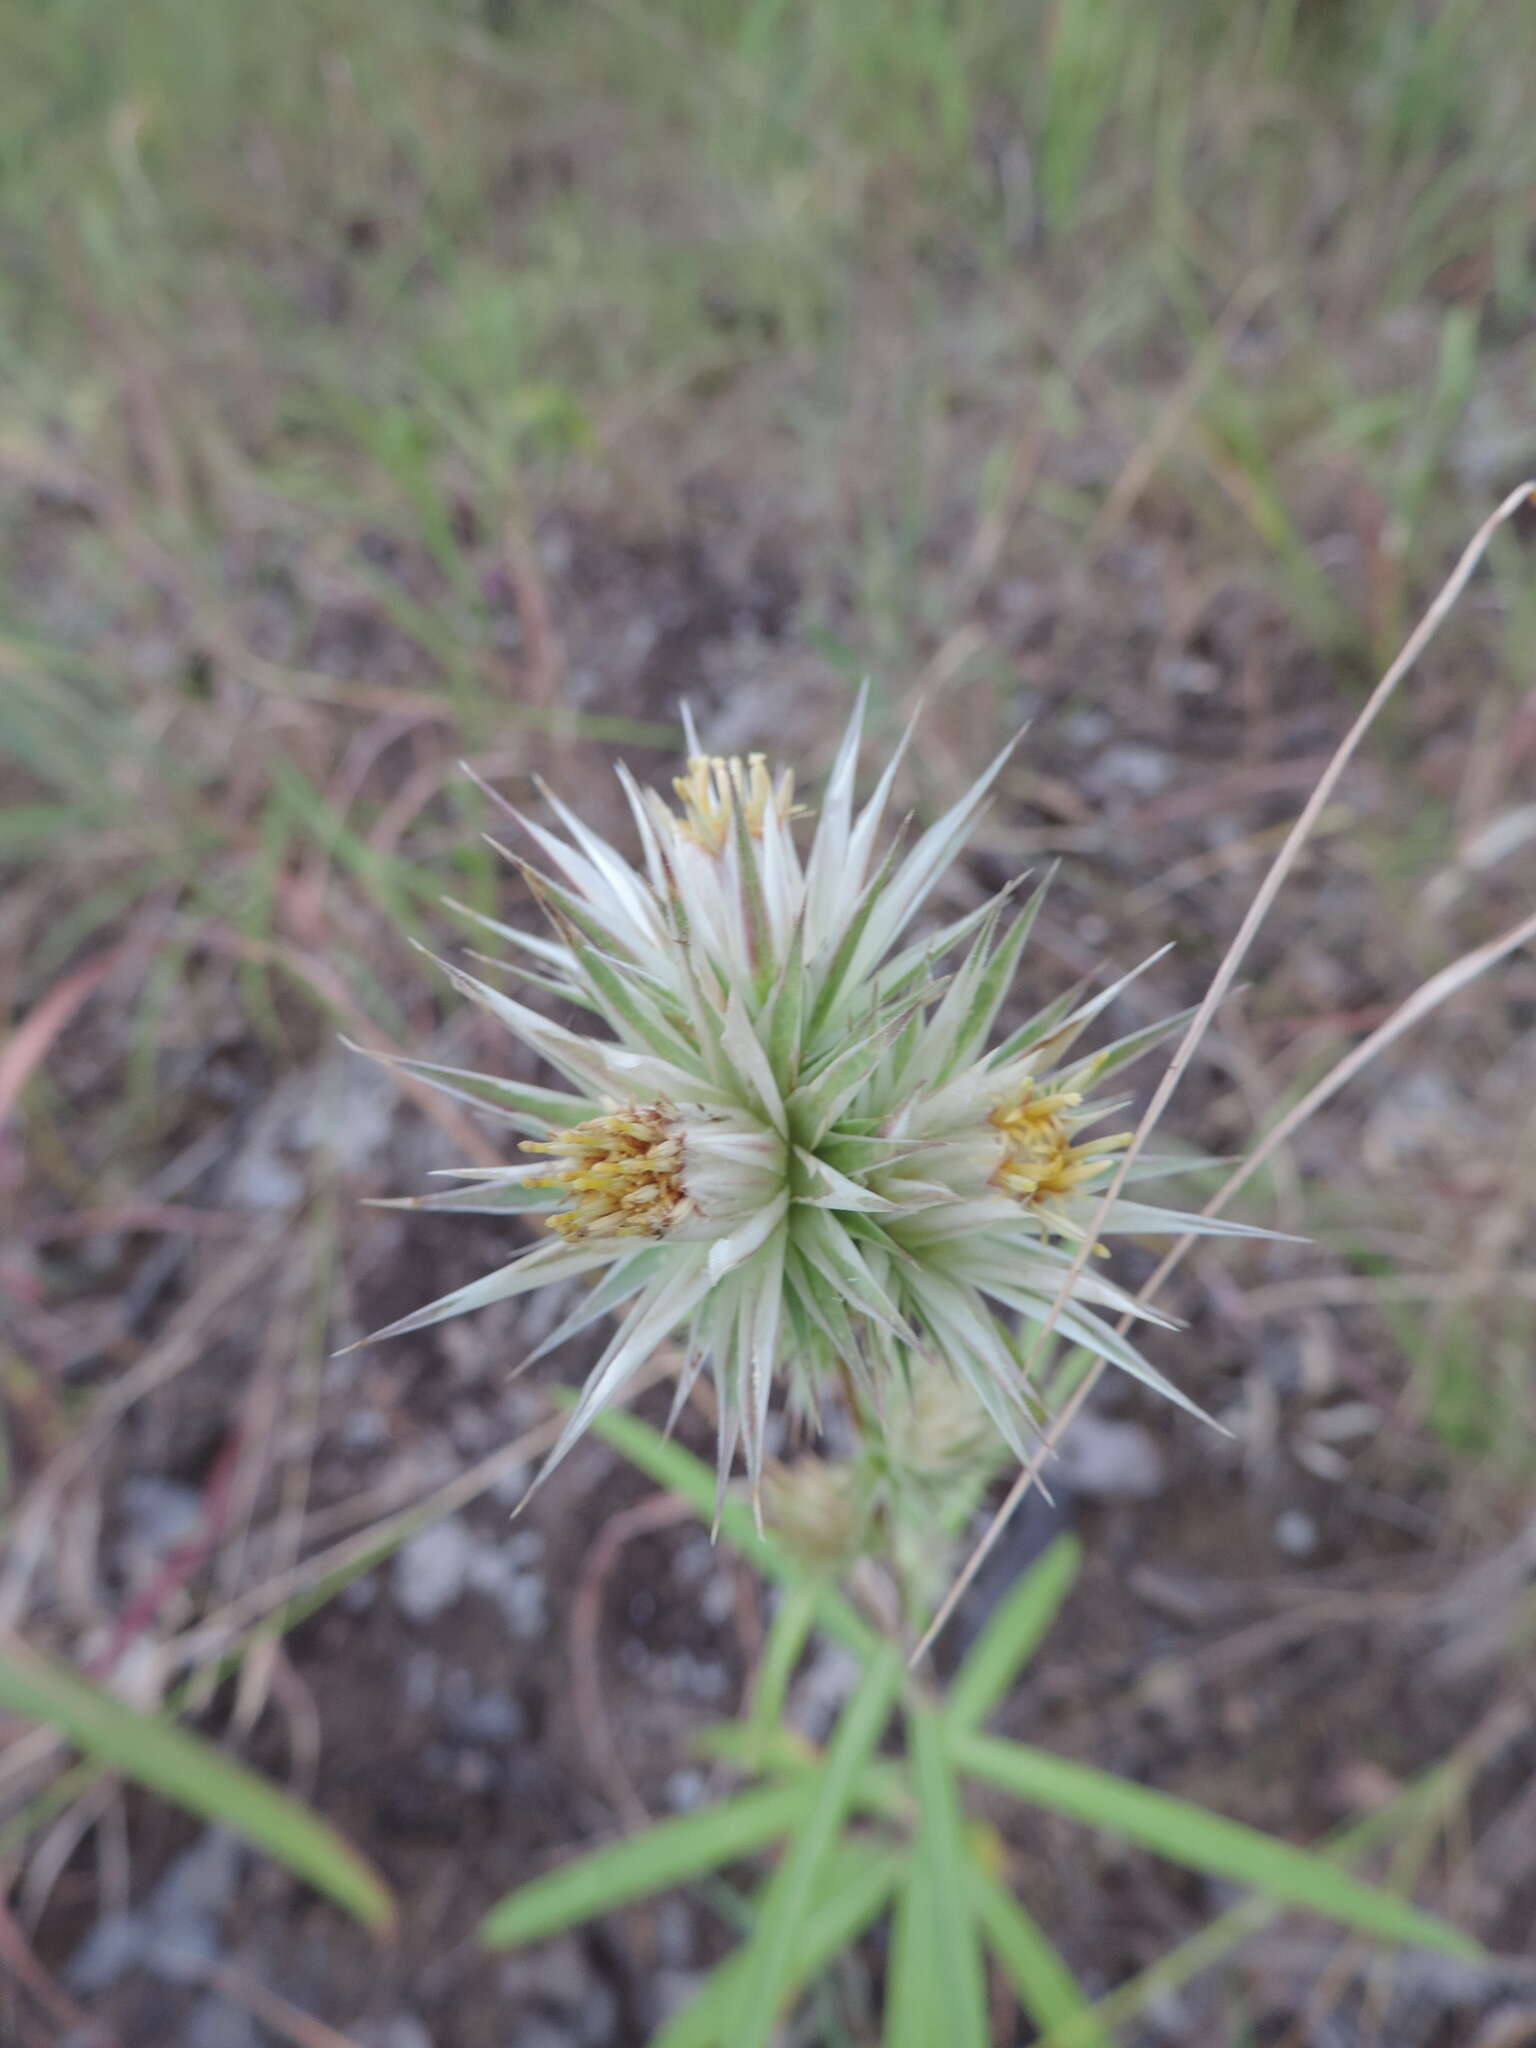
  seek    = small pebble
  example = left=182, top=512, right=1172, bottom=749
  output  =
left=665, top=1768, right=708, bottom=1811
left=185, top=1998, right=263, bottom=2048
left=358, top=2023, right=435, bottom=2048
left=1273, top=1508, right=1319, bottom=1558
left=119, top=1476, right=203, bottom=1559
left=1090, top=741, right=1171, bottom=799
left=339, top=1572, right=378, bottom=1614
left=341, top=1410, right=389, bottom=1453
left=1055, top=1415, right=1165, bottom=1501
left=393, top=1518, right=476, bottom=1623
left=403, top=1649, right=441, bottom=1712
left=67, top=1912, right=145, bottom=1995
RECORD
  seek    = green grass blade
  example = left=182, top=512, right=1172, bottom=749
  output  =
left=748, top=1581, right=820, bottom=1739
left=884, top=1860, right=944, bottom=2048
left=944, top=1535, right=1081, bottom=1732
left=0, top=1638, right=394, bottom=1933
left=1070, top=1752, right=1473, bottom=2046
left=587, top=1406, right=882, bottom=1660
left=908, top=1703, right=989, bottom=2047
left=654, top=1839, right=903, bottom=2048
left=729, top=1644, right=904, bottom=2048
left=480, top=1783, right=805, bottom=1947
left=969, top=1859, right=1110, bottom=2048
left=952, top=1732, right=1478, bottom=1958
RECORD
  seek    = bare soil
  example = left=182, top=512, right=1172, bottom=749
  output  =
left=8, top=462, right=1536, bottom=2047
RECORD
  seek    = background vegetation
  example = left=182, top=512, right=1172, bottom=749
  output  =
left=3, top=2, right=1535, bottom=2042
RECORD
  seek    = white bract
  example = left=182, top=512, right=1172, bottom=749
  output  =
left=360, top=693, right=1259, bottom=1501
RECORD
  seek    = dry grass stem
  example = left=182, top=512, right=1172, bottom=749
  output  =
left=913, top=480, right=1536, bottom=1667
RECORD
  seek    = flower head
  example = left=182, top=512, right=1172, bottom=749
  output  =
left=359, top=692, right=1261, bottom=1501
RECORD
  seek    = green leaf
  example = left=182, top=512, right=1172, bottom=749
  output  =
left=791, top=994, right=928, bottom=1146
left=654, top=1840, right=903, bottom=2048
left=940, top=870, right=1055, bottom=1085
left=339, top=1039, right=587, bottom=1134
left=1075, top=1752, right=1472, bottom=2046
left=480, top=1783, right=805, bottom=1948
left=568, top=938, right=698, bottom=1066
left=729, top=787, right=775, bottom=1004
left=689, top=1724, right=914, bottom=1836
left=0, top=1638, right=394, bottom=1933
left=1062, top=1002, right=1199, bottom=1093
left=969, top=1860, right=1109, bottom=2048
left=945, top=1536, right=1082, bottom=1732
left=748, top=1582, right=820, bottom=1739
left=952, top=1732, right=1479, bottom=1958
left=986, top=983, right=1082, bottom=1070
left=805, top=839, right=904, bottom=1041
left=908, top=1704, right=989, bottom=2047
left=587, top=1406, right=882, bottom=1661
left=884, top=1860, right=944, bottom=2048
left=761, top=918, right=807, bottom=1090
left=692, top=1719, right=820, bottom=1779
left=729, top=1645, right=904, bottom=2048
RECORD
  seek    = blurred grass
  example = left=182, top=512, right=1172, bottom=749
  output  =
left=4, top=0, right=1536, bottom=2027
left=2, top=0, right=1533, bottom=1535
left=3, top=0, right=1533, bottom=1604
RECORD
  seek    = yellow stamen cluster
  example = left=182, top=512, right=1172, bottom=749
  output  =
left=669, top=753, right=798, bottom=854
left=990, top=1082, right=1128, bottom=1211
left=521, top=1106, right=688, bottom=1242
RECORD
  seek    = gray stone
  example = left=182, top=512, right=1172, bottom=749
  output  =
left=226, top=1146, right=305, bottom=1212
left=1155, top=654, right=1221, bottom=697
left=66, top=1830, right=242, bottom=1995
left=1055, top=1415, right=1165, bottom=1500
left=294, top=1057, right=396, bottom=1172
left=1273, top=1508, right=1320, bottom=1558
left=393, top=1518, right=476, bottom=1623
left=185, top=1995, right=263, bottom=2048
left=403, top=1649, right=441, bottom=1712
left=465, top=1529, right=547, bottom=1641
left=1090, top=742, right=1172, bottom=799
left=489, top=1461, right=532, bottom=1506
left=788, top=1640, right=862, bottom=1740
left=339, top=1572, right=379, bottom=1613
left=119, top=1476, right=203, bottom=1558
left=654, top=1899, right=695, bottom=1967
left=358, top=2017, right=436, bottom=2048
left=67, top=1911, right=147, bottom=1994
left=445, top=1683, right=524, bottom=1745
left=148, top=1918, right=222, bottom=1983
left=664, top=1767, right=708, bottom=1812
left=341, top=1409, right=390, bottom=1453
left=699, top=1572, right=735, bottom=1628
left=498, top=1932, right=619, bottom=2046
left=149, top=1828, right=241, bottom=1923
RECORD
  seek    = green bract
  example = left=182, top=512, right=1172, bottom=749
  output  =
left=360, top=691, right=1262, bottom=1498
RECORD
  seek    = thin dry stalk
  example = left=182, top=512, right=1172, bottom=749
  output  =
left=919, top=879, right=1536, bottom=1671
left=1238, top=1271, right=1536, bottom=1318
left=165, top=1355, right=671, bottom=1676
left=197, top=1962, right=365, bottom=2048
left=0, top=944, right=132, bottom=1124
left=0, top=1898, right=99, bottom=2038
left=912, top=478, right=1536, bottom=1667
left=1149, top=900, right=1536, bottom=1316
left=569, top=1492, right=698, bottom=1833
left=0, top=1232, right=284, bottom=1631
left=1081, top=264, right=1280, bottom=560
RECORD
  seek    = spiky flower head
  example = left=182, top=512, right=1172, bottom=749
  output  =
left=360, top=692, right=1258, bottom=1502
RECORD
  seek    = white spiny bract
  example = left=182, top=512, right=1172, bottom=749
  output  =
left=361, top=693, right=1256, bottom=1503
